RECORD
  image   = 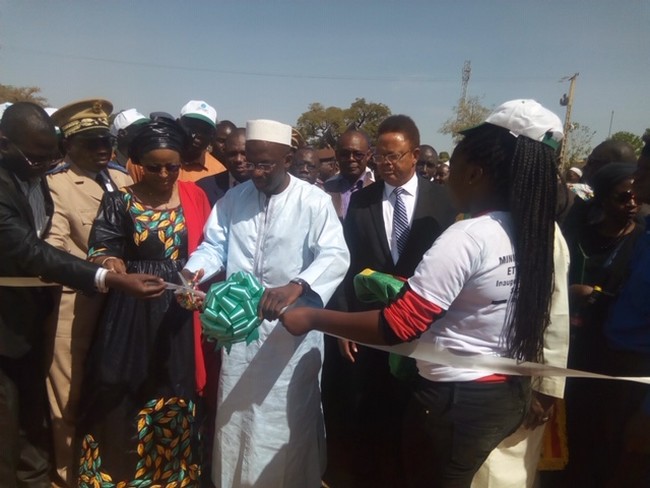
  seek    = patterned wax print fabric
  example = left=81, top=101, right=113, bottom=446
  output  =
left=78, top=188, right=200, bottom=487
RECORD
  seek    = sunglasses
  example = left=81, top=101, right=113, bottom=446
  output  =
left=143, top=163, right=181, bottom=174
left=336, top=149, right=367, bottom=162
left=612, top=190, right=637, bottom=204
left=292, top=161, right=319, bottom=171
left=73, top=134, right=116, bottom=150
left=5, top=139, right=62, bottom=169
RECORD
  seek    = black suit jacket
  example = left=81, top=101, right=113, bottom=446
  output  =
left=196, top=171, right=230, bottom=207
left=338, top=177, right=457, bottom=312
left=0, top=165, right=98, bottom=358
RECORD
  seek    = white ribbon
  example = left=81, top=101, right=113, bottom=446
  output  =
left=354, top=339, right=650, bottom=385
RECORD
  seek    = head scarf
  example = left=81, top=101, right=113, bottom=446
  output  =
left=128, top=118, right=187, bottom=164
left=591, top=162, right=636, bottom=201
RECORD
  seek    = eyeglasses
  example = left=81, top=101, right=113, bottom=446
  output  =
left=612, top=190, right=637, bottom=204
left=143, top=163, right=182, bottom=174
left=336, top=149, right=367, bottom=162
left=244, top=161, right=278, bottom=172
left=10, top=140, right=61, bottom=169
left=374, top=151, right=409, bottom=165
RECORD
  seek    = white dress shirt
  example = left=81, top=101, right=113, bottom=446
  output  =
left=382, top=173, right=419, bottom=264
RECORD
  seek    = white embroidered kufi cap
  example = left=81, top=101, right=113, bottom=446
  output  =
left=246, top=119, right=292, bottom=146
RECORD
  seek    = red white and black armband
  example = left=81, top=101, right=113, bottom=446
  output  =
left=379, top=286, right=445, bottom=344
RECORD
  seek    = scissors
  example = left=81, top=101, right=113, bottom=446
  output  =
left=164, top=271, right=207, bottom=299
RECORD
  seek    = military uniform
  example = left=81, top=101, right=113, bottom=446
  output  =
left=46, top=100, right=132, bottom=487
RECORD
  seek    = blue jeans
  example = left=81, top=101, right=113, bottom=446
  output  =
left=401, top=376, right=530, bottom=488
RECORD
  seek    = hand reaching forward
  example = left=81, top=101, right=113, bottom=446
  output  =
left=259, top=282, right=303, bottom=322
left=281, top=307, right=316, bottom=336
left=176, top=269, right=205, bottom=310
left=105, top=272, right=166, bottom=298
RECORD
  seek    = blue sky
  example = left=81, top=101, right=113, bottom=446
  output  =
left=2, top=0, right=649, bottom=153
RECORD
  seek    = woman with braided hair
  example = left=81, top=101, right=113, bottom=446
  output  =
left=282, top=99, right=566, bottom=487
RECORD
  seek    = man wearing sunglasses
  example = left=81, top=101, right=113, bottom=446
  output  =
left=0, top=102, right=165, bottom=488
left=324, top=130, right=375, bottom=219
left=46, top=99, right=134, bottom=487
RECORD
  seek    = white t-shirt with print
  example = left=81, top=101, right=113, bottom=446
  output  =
left=408, top=211, right=516, bottom=382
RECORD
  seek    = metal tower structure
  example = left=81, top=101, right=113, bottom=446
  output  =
left=460, top=60, right=471, bottom=104
left=456, top=60, right=471, bottom=124
left=559, top=72, right=579, bottom=168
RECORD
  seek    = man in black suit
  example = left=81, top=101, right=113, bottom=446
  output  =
left=0, top=103, right=165, bottom=487
left=323, top=115, right=456, bottom=486
left=197, top=127, right=250, bottom=206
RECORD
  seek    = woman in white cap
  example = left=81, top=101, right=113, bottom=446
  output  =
left=566, top=166, right=583, bottom=184
left=283, top=99, right=567, bottom=487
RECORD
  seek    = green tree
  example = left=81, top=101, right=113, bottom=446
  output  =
left=563, top=122, right=597, bottom=166
left=0, top=84, right=48, bottom=106
left=345, top=98, right=391, bottom=141
left=439, top=96, right=491, bottom=143
left=296, top=98, right=391, bottom=148
left=642, top=128, right=650, bottom=144
left=610, top=131, right=644, bottom=156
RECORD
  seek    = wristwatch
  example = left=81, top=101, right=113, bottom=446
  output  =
left=290, top=278, right=310, bottom=296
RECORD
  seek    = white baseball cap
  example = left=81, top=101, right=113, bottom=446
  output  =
left=0, top=102, right=13, bottom=120
left=246, top=119, right=292, bottom=146
left=110, top=108, right=148, bottom=136
left=463, top=99, right=563, bottom=150
left=180, top=100, right=217, bottom=128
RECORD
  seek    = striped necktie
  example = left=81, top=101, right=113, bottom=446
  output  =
left=393, top=186, right=409, bottom=256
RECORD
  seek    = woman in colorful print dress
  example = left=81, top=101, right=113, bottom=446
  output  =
left=77, top=118, right=211, bottom=487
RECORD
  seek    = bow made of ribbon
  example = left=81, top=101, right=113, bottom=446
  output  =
left=200, top=271, right=264, bottom=353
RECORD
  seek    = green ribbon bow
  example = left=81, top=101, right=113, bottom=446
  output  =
left=200, top=271, right=264, bottom=353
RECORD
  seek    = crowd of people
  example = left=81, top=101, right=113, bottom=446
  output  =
left=0, top=96, right=648, bottom=488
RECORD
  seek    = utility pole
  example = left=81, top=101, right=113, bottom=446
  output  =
left=559, top=73, right=579, bottom=168
left=608, top=110, right=615, bottom=138
left=457, top=60, right=471, bottom=122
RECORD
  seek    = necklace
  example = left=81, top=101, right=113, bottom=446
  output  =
left=131, top=186, right=178, bottom=210
left=584, top=220, right=635, bottom=254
